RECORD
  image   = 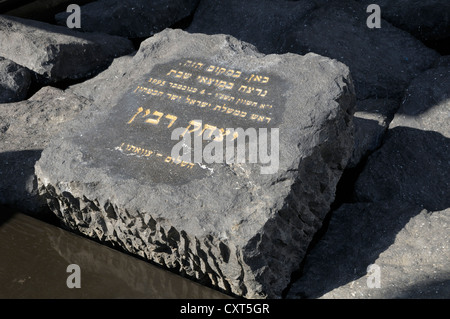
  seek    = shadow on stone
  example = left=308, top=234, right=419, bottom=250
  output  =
left=395, top=67, right=449, bottom=117
left=390, top=277, right=450, bottom=299
left=187, top=0, right=317, bottom=55
left=288, top=127, right=450, bottom=298
left=0, top=150, right=48, bottom=215
left=288, top=202, right=448, bottom=298
left=0, top=205, right=16, bottom=227
left=0, top=0, right=97, bottom=23
left=308, top=202, right=420, bottom=298
left=355, top=127, right=450, bottom=211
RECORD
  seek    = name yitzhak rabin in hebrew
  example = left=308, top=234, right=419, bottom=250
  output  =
left=170, top=123, right=280, bottom=175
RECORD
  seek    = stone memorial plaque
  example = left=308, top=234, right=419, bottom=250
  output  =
left=79, top=58, right=286, bottom=185
left=36, top=29, right=355, bottom=298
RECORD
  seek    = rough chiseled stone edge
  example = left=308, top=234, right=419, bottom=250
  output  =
left=241, top=89, right=355, bottom=297
left=36, top=84, right=354, bottom=298
left=36, top=180, right=246, bottom=295
left=35, top=31, right=356, bottom=298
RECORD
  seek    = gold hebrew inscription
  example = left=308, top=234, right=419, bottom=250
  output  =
left=121, top=58, right=277, bottom=172
left=116, top=143, right=194, bottom=169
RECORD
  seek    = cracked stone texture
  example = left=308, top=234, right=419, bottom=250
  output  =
left=0, top=57, right=31, bottom=103
left=0, top=15, right=134, bottom=82
left=35, top=29, right=355, bottom=298
left=287, top=202, right=450, bottom=299
left=55, top=0, right=200, bottom=39
left=281, top=0, right=439, bottom=100
left=0, top=86, right=90, bottom=214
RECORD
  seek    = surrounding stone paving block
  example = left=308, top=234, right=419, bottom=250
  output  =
left=0, top=15, right=134, bottom=82
left=0, top=87, right=90, bottom=214
left=281, top=0, right=439, bottom=100
left=287, top=202, right=450, bottom=299
left=55, top=0, right=200, bottom=39
left=188, top=0, right=317, bottom=54
left=389, top=66, right=450, bottom=137
left=355, top=66, right=450, bottom=210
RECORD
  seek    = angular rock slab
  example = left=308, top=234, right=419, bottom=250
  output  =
left=35, top=29, right=355, bottom=298
left=356, top=0, right=450, bottom=46
left=188, top=0, right=317, bottom=54
left=0, top=86, right=90, bottom=214
left=435, top=56, right=450, bottom=68
left=390, top=66, right=450, bottom=137
left=55, top=0, right=200, bottom=39
left=355, top=127, right=450, bottom=211
left=281, top=0, right=439, bottom=100
left=287, top=202, right=450, bottom=299
left=355, top=66, right=450, bottom=211
left=0, top=15, right=134, bottom=82
left=0, top=57, right=31, bottom=103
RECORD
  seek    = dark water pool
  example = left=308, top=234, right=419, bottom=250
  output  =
left=0, top=210, right=231, bottom=299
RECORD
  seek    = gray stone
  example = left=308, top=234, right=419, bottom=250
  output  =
left=356, top=0, right=450, bottom=45
left=354, top=128, right=449, bottom=211
left=434, top=56, right=450, bottom=68
left=0, top=15, right=134, bottom=82
left=355, top=66, right=450, bottom=210
left=287, top=202, right=450, bottom=299
left=187, top=0, right=318, bottom=54
left=281, top=0, right=439, bottom=100
left=390, top=66, right=450, bottom=137
left=0, top=87, right=90, bottom=214
left=0, top=57, right=31, bottom=103
left=35, top=29, right=355, bottom=298
left=349, top=98, right=399, bottom=167
left=55, top=0, right=200, bottom=39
